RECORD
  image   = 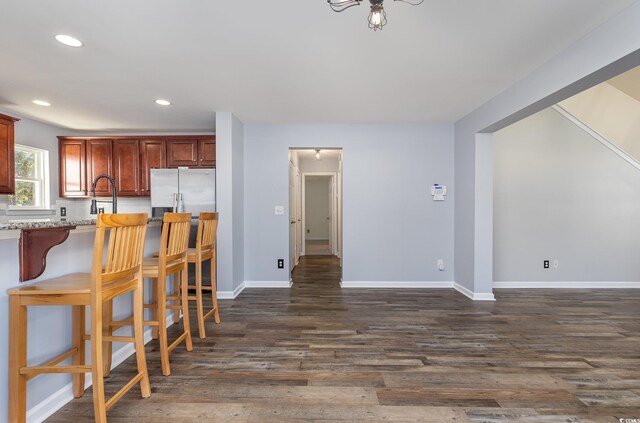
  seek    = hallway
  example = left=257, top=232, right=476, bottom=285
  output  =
left=47, top=259, right=640, bottom=422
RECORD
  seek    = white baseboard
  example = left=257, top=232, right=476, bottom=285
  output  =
left=493, top=281, right=640, bottom=289
left=26, top=314, right=176, bottom=423
left=244, top=280, right=293, bottom=288
left=341, top=281, right=454, bottom=288
left=453, top=283, right=496, bottom=301
left=217, top=282, right=246, bottom=299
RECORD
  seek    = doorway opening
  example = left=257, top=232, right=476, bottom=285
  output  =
left=288, top=148, right=343, bottom=283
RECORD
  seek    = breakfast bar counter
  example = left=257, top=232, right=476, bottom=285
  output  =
left=0, top=218, right=163, bottom=422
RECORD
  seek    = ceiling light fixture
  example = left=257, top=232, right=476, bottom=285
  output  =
left=328, top=0, right=424, bottom=31
left=315, top=149, right=321, bottom=160
left=32, top=100, right=51, bottom=107
left=155, top=99, right=171, bottom=106
left=54, top=34, right=83, bottom=47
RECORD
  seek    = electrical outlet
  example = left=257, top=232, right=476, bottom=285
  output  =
left=98, top=207, right=105, bottom=214
left=544, top=260, right=550, bottom=269
left=60, top=207, right=66, bottom=217
left=437, top=259, right=445, bottom=271
left=277, top=259, right=284, bottom=269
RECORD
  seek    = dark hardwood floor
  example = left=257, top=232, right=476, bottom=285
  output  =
left=48, top=255, right=640, bottom=422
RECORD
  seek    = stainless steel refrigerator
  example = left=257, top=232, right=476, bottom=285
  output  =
left=150, top=168, right=216, bottom=285
left=150, top=168, right=216, bottom=215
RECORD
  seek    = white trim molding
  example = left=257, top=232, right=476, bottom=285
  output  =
left=493, top=281, right=640, bottom=289
left=552, top=105, right=640, bottom=171
left=217, top=282, right=246, bottom=299
left=244, top=280, right=293, bottom=288
left=453, top=283, right=496, bottom=301
left=341, top=281, right=454, bottom=289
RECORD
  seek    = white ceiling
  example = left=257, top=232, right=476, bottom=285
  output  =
left=0, top=0, right=635, bottom=131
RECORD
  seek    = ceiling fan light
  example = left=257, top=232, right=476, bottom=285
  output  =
left=368, top=5, right=387, bottom=30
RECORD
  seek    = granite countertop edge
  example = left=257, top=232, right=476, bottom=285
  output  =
left=0, top=216, right=164, bottom=231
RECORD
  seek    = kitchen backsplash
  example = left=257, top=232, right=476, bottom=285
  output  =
left=0, top=196, right=152, bottom=223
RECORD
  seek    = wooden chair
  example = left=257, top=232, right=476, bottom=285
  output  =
left=187, top=212, right=220, bottom=338
left=110, top=212, right=193, bottom=376
left=7, top=213, right=151, bottom=423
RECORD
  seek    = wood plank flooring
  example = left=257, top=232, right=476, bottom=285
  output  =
left=47, top=255, right=640, bottom=422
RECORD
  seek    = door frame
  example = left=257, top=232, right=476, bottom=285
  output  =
left=301, top=172, right=337, bottom=256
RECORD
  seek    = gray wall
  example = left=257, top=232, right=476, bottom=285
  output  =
left=299, top=157, right=339, bottom=173
left=305, top=177, right=330, bottom=240
left=454, top=2, right=640, bottom=295
left=215, top=112, right=245, bottom=292
left=494, top=107, right=640, bottom=282
left=244, top=124, right=455, bottom=283
left=0, top=111, right=75, bottom=214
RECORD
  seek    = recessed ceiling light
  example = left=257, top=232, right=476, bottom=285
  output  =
left=155, top=99, right=171, bottom=106
left=33, top=100, right=51, bottom=107
left=54, top=34, right=83, bottom=48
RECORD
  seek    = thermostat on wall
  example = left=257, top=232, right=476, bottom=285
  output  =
left=431, top=184, right=447, bottom=201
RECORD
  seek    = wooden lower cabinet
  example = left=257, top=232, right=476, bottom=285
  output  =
left=0, top=113, right=19, bottom=194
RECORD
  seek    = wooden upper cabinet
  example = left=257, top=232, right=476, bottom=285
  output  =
left=58, top=135, right=214, bottom=197
left=166, top=139, right=199, bottom=167
left=166, top=137, right=215, bottom=168
left=140, top=139, right=166, bottom=196
left=113, top=139, right=140, bottom=196
left=0, top=113, right=19, bottom=194
left=86, top=139, right=113, bottom=196
left=59, top=138, right=87, bottom=197
left=199, top=138, right=216, bottom=167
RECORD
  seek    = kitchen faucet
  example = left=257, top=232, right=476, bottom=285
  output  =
left=89, top=174, right=117, bottom=214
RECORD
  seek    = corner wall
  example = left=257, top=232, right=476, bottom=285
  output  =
left=454, top=1, right=640, bottom=297
left=215, top=112, right=245, bottom=293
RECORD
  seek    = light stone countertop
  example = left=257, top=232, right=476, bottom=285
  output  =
left=0, top=217, right=164, bottom=240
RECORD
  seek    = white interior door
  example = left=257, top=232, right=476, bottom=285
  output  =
left=328, top=176, right=334, bottom=254
left=295, top=167, right=302, bottom=265
left=289, top=162, right=296, bottom=272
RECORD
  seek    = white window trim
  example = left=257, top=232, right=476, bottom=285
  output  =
left=7, top=144, right=51, bottom=211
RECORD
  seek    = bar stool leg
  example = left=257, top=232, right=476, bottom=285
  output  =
left=172, top=276, right=181, bottom=323
left=195, top=258, right=206, bottom=338
left=157, top=273, right=171, bottom=376
left=8, top=296, right=27, bottom=423
left=211, top=255, right=221, bottom=324
left=150, top=277, right=159, bottom=339
left=133, top=280, right=151, bottom=398
left=181, top=263, right=193, bottom=351
left=90, top=297, right=108, bottom=423
left=72, top=305, right=86, bottom=397
left=102, top=299, right=113, bottom=377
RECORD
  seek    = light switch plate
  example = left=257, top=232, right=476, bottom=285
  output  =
left=274, top=206, right=284, bottom=215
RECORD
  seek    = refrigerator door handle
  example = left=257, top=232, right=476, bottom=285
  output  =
left=172, top=193, right=178, bottom=212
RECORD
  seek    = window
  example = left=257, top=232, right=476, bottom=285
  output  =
left=9, top=145, right=50, bottom=209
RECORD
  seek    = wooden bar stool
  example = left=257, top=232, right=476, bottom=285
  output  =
left=111, top=212, right=193, bottom=376
left=7, top=213, right=151, bottom=423
left=188, top=212, right=220, bottom=338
